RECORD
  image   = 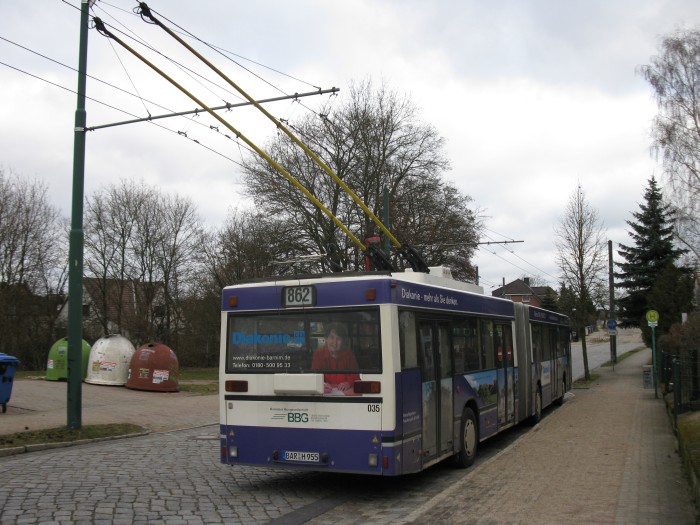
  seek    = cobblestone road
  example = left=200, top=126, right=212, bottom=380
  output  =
left=0, top=421, right=523, bottom=525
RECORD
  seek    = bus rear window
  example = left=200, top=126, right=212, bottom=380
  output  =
left=226, top=309, right=381, bottom=374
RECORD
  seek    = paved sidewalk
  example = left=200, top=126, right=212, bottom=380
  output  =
left=401, top=348, right=697, bottom=525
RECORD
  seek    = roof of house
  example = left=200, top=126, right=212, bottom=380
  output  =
left=491, top=278, right=557, bottom=301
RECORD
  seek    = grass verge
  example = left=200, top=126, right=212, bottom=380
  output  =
left=0, top=423, right=145, bottom=450
left=178, top=382, right=218, bottom=395
left=573, top=347, right=648, bottom=389
left=601, top=346, right=646, bottom=367
left=572, top=373, right=601, bottom=389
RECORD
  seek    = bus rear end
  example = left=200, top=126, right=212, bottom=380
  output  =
left=219, top=278, right=394, bottom=475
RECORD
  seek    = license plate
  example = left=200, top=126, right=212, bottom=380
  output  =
left=283, top=451, right=320, bottom=462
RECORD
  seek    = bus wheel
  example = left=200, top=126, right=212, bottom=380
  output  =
left=555, top=379, right=566, bottom=406
left=531, top=388, right=542, bottom=425
left=457, top=407, right=478, bottom=468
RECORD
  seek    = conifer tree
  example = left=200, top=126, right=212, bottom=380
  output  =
left=647, top=264, right=694, bottom=335
left=540, top=290, right=558, bottom=312
left=616, top=176, right=686, bottom=331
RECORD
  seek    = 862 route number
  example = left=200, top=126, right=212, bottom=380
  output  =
left=282, top=286, right=316, bottom=307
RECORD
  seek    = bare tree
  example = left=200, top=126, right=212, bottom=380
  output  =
left=85, top=180, right=141, bottom=335
left=639, top=28, right=700, bottom=260
left=242, top=79, right=481, bottom=279
left=0, top=169, right=66, bottom=367
left=85, top=180, right=204, bottom=346
left=0, top=171, right=62, bottom=289
left=156, top=192, right=204, bottom=344
left=554, top=184, right=607, bottom=381
left=202, top=208, right=294, bottom=289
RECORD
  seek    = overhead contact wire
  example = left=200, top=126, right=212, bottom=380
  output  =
left=135, top=2, right=402, bottom=250
left=92, top=17, right=365, bottom=252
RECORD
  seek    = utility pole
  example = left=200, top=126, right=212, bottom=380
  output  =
left=608, top=240, right=617, bottom=365
left=67, top=0, right=91, bottom=429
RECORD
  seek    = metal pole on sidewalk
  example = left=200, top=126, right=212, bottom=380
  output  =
left=67, top=0, right=91, bottom=429
left=651, top=325, right=657, bottom=399
left=608, top=241, right=616, bottom=367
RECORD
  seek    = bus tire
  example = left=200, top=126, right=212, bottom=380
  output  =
left=456, top=407, right=478, bottom=468
left=555, top=379, right=566, bottom=406
left=530, top=387, right=542, bottom=425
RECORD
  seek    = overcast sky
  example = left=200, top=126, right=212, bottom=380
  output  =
left=2, top=0, right=699, bottom=293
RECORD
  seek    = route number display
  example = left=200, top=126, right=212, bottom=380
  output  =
left=282, top=286, right=316, bottom=307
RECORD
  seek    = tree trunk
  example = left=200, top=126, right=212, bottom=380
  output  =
left=581, top=323, right=591, bottom=381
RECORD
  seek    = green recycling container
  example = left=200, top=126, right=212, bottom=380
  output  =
left=46, top=338, right=91, bottom=381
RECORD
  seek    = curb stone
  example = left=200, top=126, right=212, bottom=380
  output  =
left=0, top=430, right=151, bottom=457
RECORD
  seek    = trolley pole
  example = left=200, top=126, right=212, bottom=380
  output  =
left=67, top=0, right=91, bottom=429
left=382, top=187, right=391, bottom=257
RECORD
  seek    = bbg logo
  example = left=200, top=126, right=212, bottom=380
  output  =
left=287, top=412, right=309, bottom=423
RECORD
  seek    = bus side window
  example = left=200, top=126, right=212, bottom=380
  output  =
left=420, top=323, right=435, bottom=378
left=454, top=318, right=479, bottom=372
left=531, top=325, right=540, bottom=362
left=558, top=329, right=568, bottom=357
left=494, top=323, right=513, bottom=366
left=505, top=325, right=514, bottom=365
left=480, top=320, right=495, bottom=370
left=452, top=329, right=466, bottom=375
left=541, top=328, right=553, bottom=361
left=399, top=311, right=418, bottom=369
left=464, top=323, right=480, bottom=372
left=549, top=328, right=558, bottom=360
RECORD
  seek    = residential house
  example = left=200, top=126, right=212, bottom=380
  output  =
left=58, top=278, right=166, bottom=343
left=491, top=277, right=558, bottom=308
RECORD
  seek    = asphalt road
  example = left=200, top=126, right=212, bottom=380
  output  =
left=571, top=328, right=644, bottom=380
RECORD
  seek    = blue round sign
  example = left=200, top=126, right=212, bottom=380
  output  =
left=607, top=319, right=617, bottom=330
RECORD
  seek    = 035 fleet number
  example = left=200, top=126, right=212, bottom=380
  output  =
left=367, top=404, right=380, bottom=413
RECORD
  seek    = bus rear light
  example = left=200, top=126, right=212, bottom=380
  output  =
left=228, top=295, right=238, bottom=307
left=365, top=288, right=377, bottom=301
left=230, top=446, right=238, bottom=458
left=225, top=380, right=248, bottom=392
left=368, top=454, right=378, bottom=467
left=354, top=381, right=381, bottom=394
left=383, top=455, right=389, bottom=469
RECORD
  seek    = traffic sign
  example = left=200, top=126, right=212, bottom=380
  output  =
left=607, top=319, right=617, bottom=330
left=646, top=310, right=659, bottom=323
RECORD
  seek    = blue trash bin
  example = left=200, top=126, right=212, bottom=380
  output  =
left=0, top=353, right=20, bottom=414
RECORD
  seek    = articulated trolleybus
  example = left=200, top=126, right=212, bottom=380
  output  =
left=219, top=266, right=571, bottom=476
